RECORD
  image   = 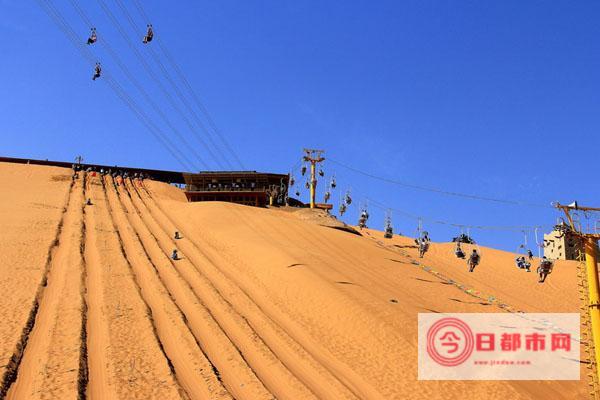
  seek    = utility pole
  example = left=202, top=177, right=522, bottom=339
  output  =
left=75, top=155, right=84, bottom=166
left=302, top=149, right=325, bottom=209
left=555, top=202, right=600, bottom=394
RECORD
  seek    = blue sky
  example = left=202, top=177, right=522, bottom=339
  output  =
left=1, top=0, right=599, bottom=251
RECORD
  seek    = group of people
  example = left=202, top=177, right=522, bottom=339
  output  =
left=205, top=182, right=258, bottom=191
left=431, top=236, right=553, bottom=282
left=87, top=25, right=153, bottom=80
left=514, top=251, right=553, bottom=282
left=171, top=231, right=181, bottom=260
left=72, top=164, right=151, bottom=181
left=452, top=242, right=481, bottom=272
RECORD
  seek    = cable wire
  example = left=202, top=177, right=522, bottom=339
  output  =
left=127, top=0, right=246, bottom=169
left=95, top=0, right=225, bottom=170
left=113, top=0, right=233, bottom=170
left=365, top=196, right=550, bottom=232
left=70, top=0, right=207, bottom=171
left=156, top=39, right=246, bottom=170
left=38, top=0, right=196, bottom=171
left=328, top=157, right=552, bottom=209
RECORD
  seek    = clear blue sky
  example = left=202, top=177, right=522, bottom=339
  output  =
left=1, top=0, right=599, bottom=251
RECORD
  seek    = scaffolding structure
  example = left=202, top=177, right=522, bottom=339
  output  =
left=555, top=202, right=600, bottom=399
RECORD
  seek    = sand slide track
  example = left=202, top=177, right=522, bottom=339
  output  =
left=97, top=177, right=190, bottom=400
left=84, top=175, right=118, bottom=400
left=0, top=176, right=79, bottom=400
left=132, top=180, right=360, bottom=399
left=103, top=177, right=229, bottom=399
left=77, top=175, right=89, bottom=400
left=106, top=176, right=260, bottom=400
left=130, top=180, right=346, bottom=398
left=171, top=185, right=404, bottom=397
left=123, top=179, right=316, bottom=399
left=82, top=175, right=184, bottom=400
left=6, top=174, right=87, bottom=400
left=135, top=180, right=380, bottom=399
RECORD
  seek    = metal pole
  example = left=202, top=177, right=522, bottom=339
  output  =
left=310, top=161, right=316, bottom=209
left=302, top=148, right=324, bottom=209
left=585, top=237, right=600, bottom=383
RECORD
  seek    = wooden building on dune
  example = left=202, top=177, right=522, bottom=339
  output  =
left=183, top=171, right=289, bottom=207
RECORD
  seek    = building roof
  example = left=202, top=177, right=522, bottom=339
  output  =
left=0, top=156, right=288, bottom=185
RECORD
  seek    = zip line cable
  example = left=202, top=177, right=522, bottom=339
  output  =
left=49, top=0, right=328, bottom=289
left=104, top=75, right=198, bottom=171
left=69, top=0, right=207, bottom=171
left=112, top=0, right=234, bottom=171
left=131, top=0, right=151, bottom=24
left=127, top=0, right=246, bottom=169
left=38, top=0, right=195, bottom=172
left=39, top=0, right=555, bottom=238
left=146, top=42, right=235, bottom=170
left=69, top=0, right=93, bottom=27
left=96, top=0, right=219, bottom=170
left=328, top=158, right=552, bottom=209
left=157, top=40, right=246, bottom=170
left=95, top=0, right=226, bottom=170
left=45, top=0, right=195, bottom=171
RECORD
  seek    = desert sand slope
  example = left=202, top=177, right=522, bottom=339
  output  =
left=0, top=163, right=72, bottom=397
left=364, top=232, right=579, bottom=313
left=6, top=172, right=85, bottom=400
left=0, top=162, right=589, bottom=399
left=146, top=179, right=588, bottom=400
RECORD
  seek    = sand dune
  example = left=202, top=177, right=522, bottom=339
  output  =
left=0, top=162, right=589, bottom=399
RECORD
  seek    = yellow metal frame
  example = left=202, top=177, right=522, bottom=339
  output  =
left=555, top=203, right=600, bottom=389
